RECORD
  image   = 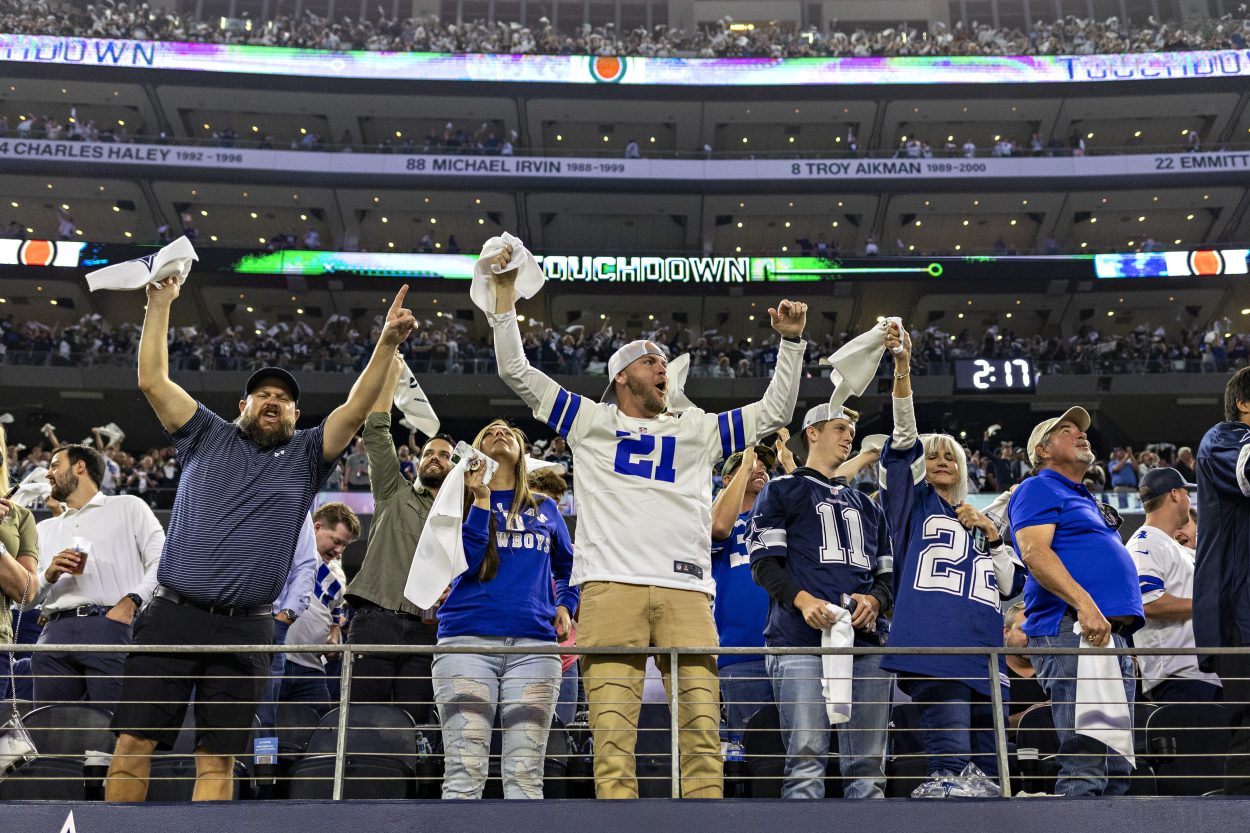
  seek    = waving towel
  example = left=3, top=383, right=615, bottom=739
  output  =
left=9, top=467, right=50, bottom=508
left=822, top=317, right=901, bottom=410
left=470, top=232, right=545, bottom=314
left=821, top=602, right=856, bottom=725
left=394, top=363, right=440, bottom=438
left=664, top=353, right=695, bottom=414
left=86, top=236, right=198, bottom=292
left=1073, top=621, right=1136, bottom=768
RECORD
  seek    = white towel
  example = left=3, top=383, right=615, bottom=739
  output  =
left=1072, top=621, right=1136, bottom=768
left=85, top=236, right=198, bottom=292
left=95, top=422, right=125, bottom=449
left=528, top=457, right=565, bottom=475
left=9, top=467, right=50, bottom=508
left=394, top=363, right=440, bottom=438
left=402, top=457, right=473, bottom=609
left=470, top=232, right=545, bottom=314
left=822, top=317, right=900, bottom=410
left=821, top=603, right=855, bottom=725
left=664, top=352, right=695, bottom=413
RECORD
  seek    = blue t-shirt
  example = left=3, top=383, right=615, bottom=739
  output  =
left=1194, top=421, right=1250, bottom=649
left=1109, top=457, right=1138, bottom=488
left=711, top=509, right=769, bottom=669
left=746, top=470, right=892, bottom=649
left=878, top=438, right=1024, bottom=695
left=160, top=403, right=333, bottom=607
left=1008, top=469, right=1144, bottom=637
left=438, top=490, right=579, bottom=642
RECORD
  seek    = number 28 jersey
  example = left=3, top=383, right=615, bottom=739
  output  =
left=489, top=309, right=804, bottom=595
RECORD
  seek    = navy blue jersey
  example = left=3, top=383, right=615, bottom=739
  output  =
left=878, top=438, right=1022, bottom=695
left=746, top=471, right=892, bottom=649
left=1195, top=421, right=1250, bottom=650
left=711, top=510, right=769, bottom=669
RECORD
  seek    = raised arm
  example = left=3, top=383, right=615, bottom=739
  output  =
left=489, top=253, right=569, bottom=419
left=712, top=447, right=755, bottom=540
left=137, top=276, right=197, bottom=433
left=835, top=448, right=881, bottom=481
left=885, top=323, right=917, bottom=448
left=322, top=286, right=416, bottom=461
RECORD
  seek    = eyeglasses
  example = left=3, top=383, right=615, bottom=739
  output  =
left=1095, top=499, right=1123, bottom=530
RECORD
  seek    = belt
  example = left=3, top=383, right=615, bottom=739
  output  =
left=355, top=600, right=427, bottom=621
left=43, top=604, right=110, bottom=624
left=154, top=586, right=271, bottom=618
left=1064, top=607, right=1135, bottom=636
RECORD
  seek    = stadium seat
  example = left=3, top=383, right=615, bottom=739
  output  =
left=0, top=703, right=113, bottom=800
left=740, top=704, right=844, bottom=798
left=885, top=703, right=926, bottom=797
left=1013, top=704, right=1060, bottom=794
left=1145, top=703, right=1231, bottom=796
left=144, top=710, right=254, bottom=801
left=635, top=702, right=673, bottom=798
left=285, top=704, right=418, bottom=799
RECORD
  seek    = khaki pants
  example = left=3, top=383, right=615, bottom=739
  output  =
left=577, top=581, right=723, bottom=799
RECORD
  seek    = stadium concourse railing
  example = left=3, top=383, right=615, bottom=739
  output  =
left=4, top=131, right=1244, bottom=160
left=1, top=642, right=1242, bottom=800
left=0, top=350, right=1237, bottom=379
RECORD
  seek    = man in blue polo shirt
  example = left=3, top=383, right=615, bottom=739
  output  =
left=106, top=276, right=416, bottom=802
left=1008, top=406, right=1144, bottom=797
left=710, top=444, right=776, bottom=737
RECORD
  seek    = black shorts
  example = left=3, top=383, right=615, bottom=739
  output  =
left=111, top=596, right=273, bottom=755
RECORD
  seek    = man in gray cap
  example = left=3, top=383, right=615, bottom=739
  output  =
left=1007, top=406, right=1144, bottom=796
left=486, top=248, right=806, bottom=799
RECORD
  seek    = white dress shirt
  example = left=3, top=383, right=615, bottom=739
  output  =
left=33, top=492, right=164, bottom=613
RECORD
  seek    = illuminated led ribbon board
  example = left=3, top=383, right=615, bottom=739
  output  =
left=5, top=243, right=1247, bottom=281
left=2, top=34, right=1248, bottom=85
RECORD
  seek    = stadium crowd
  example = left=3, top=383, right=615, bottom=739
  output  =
left=1, top=257, right=1245, bottom=803
left=3, top=310, right=1247, bottom=380
left=3, top=1, right=1249, bottom=57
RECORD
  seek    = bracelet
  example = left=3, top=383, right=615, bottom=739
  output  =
left=986, top=538, right=1004, bottom=549
left=781, top=335, right=803, bottom=344
left=894, top=369, right=910, bottom=379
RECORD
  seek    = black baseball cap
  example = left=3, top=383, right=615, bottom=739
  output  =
left=1138, top=467, right=1196, bottom=503
left=244, top=366, right=300, bottom=402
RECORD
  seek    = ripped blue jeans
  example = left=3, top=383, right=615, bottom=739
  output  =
left=431, top=636, right=561, bottom=799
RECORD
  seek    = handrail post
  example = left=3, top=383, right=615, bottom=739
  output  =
left=669, top=648, right=681, bottom=799
left=331, top=648, right=355, bottom=801
left=987, top=650, right=1012, bottom=797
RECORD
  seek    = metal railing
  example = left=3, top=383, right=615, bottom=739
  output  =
left=2, top=641, right=1245, bottom=800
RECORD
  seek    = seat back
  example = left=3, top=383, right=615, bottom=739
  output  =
left=743, top=704, right=785, bottom=798
left=307, top=704, right=418, bottom=759
left=20, top=703, right=114, bottom=757
left=1146, top=702, right=1230, bottom=796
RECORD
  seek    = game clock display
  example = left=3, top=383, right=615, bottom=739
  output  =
left=953, top=358, right=1037, bottom=392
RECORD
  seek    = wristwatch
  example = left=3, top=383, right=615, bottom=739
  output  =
left=279, top=608, right=297, bottom=621
left=125, top=593, right=144, bottom=609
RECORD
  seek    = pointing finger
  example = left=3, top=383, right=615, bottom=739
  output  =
left=388, top=284, right=410, bottom=315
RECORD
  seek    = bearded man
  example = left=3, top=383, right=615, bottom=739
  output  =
left=105, top=276, right=416, bottom=802
left=30, top=443, right=165, bottom=711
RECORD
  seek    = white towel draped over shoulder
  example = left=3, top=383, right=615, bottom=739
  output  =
left=85, top=236, right=198, bottom=292
left=822, top=603, right=855, bottom=725
left=1073, top=621, right=1136, bottom=768
left=470, top=232, right=545, bottom=314
left=823, top=317, right=900, bottom=411
left=403, top=458, right=471, bottom=609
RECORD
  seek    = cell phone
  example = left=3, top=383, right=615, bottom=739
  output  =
left=451, top=441, right=498, bottom=486
left=840, top=593, right=858, bottom=615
